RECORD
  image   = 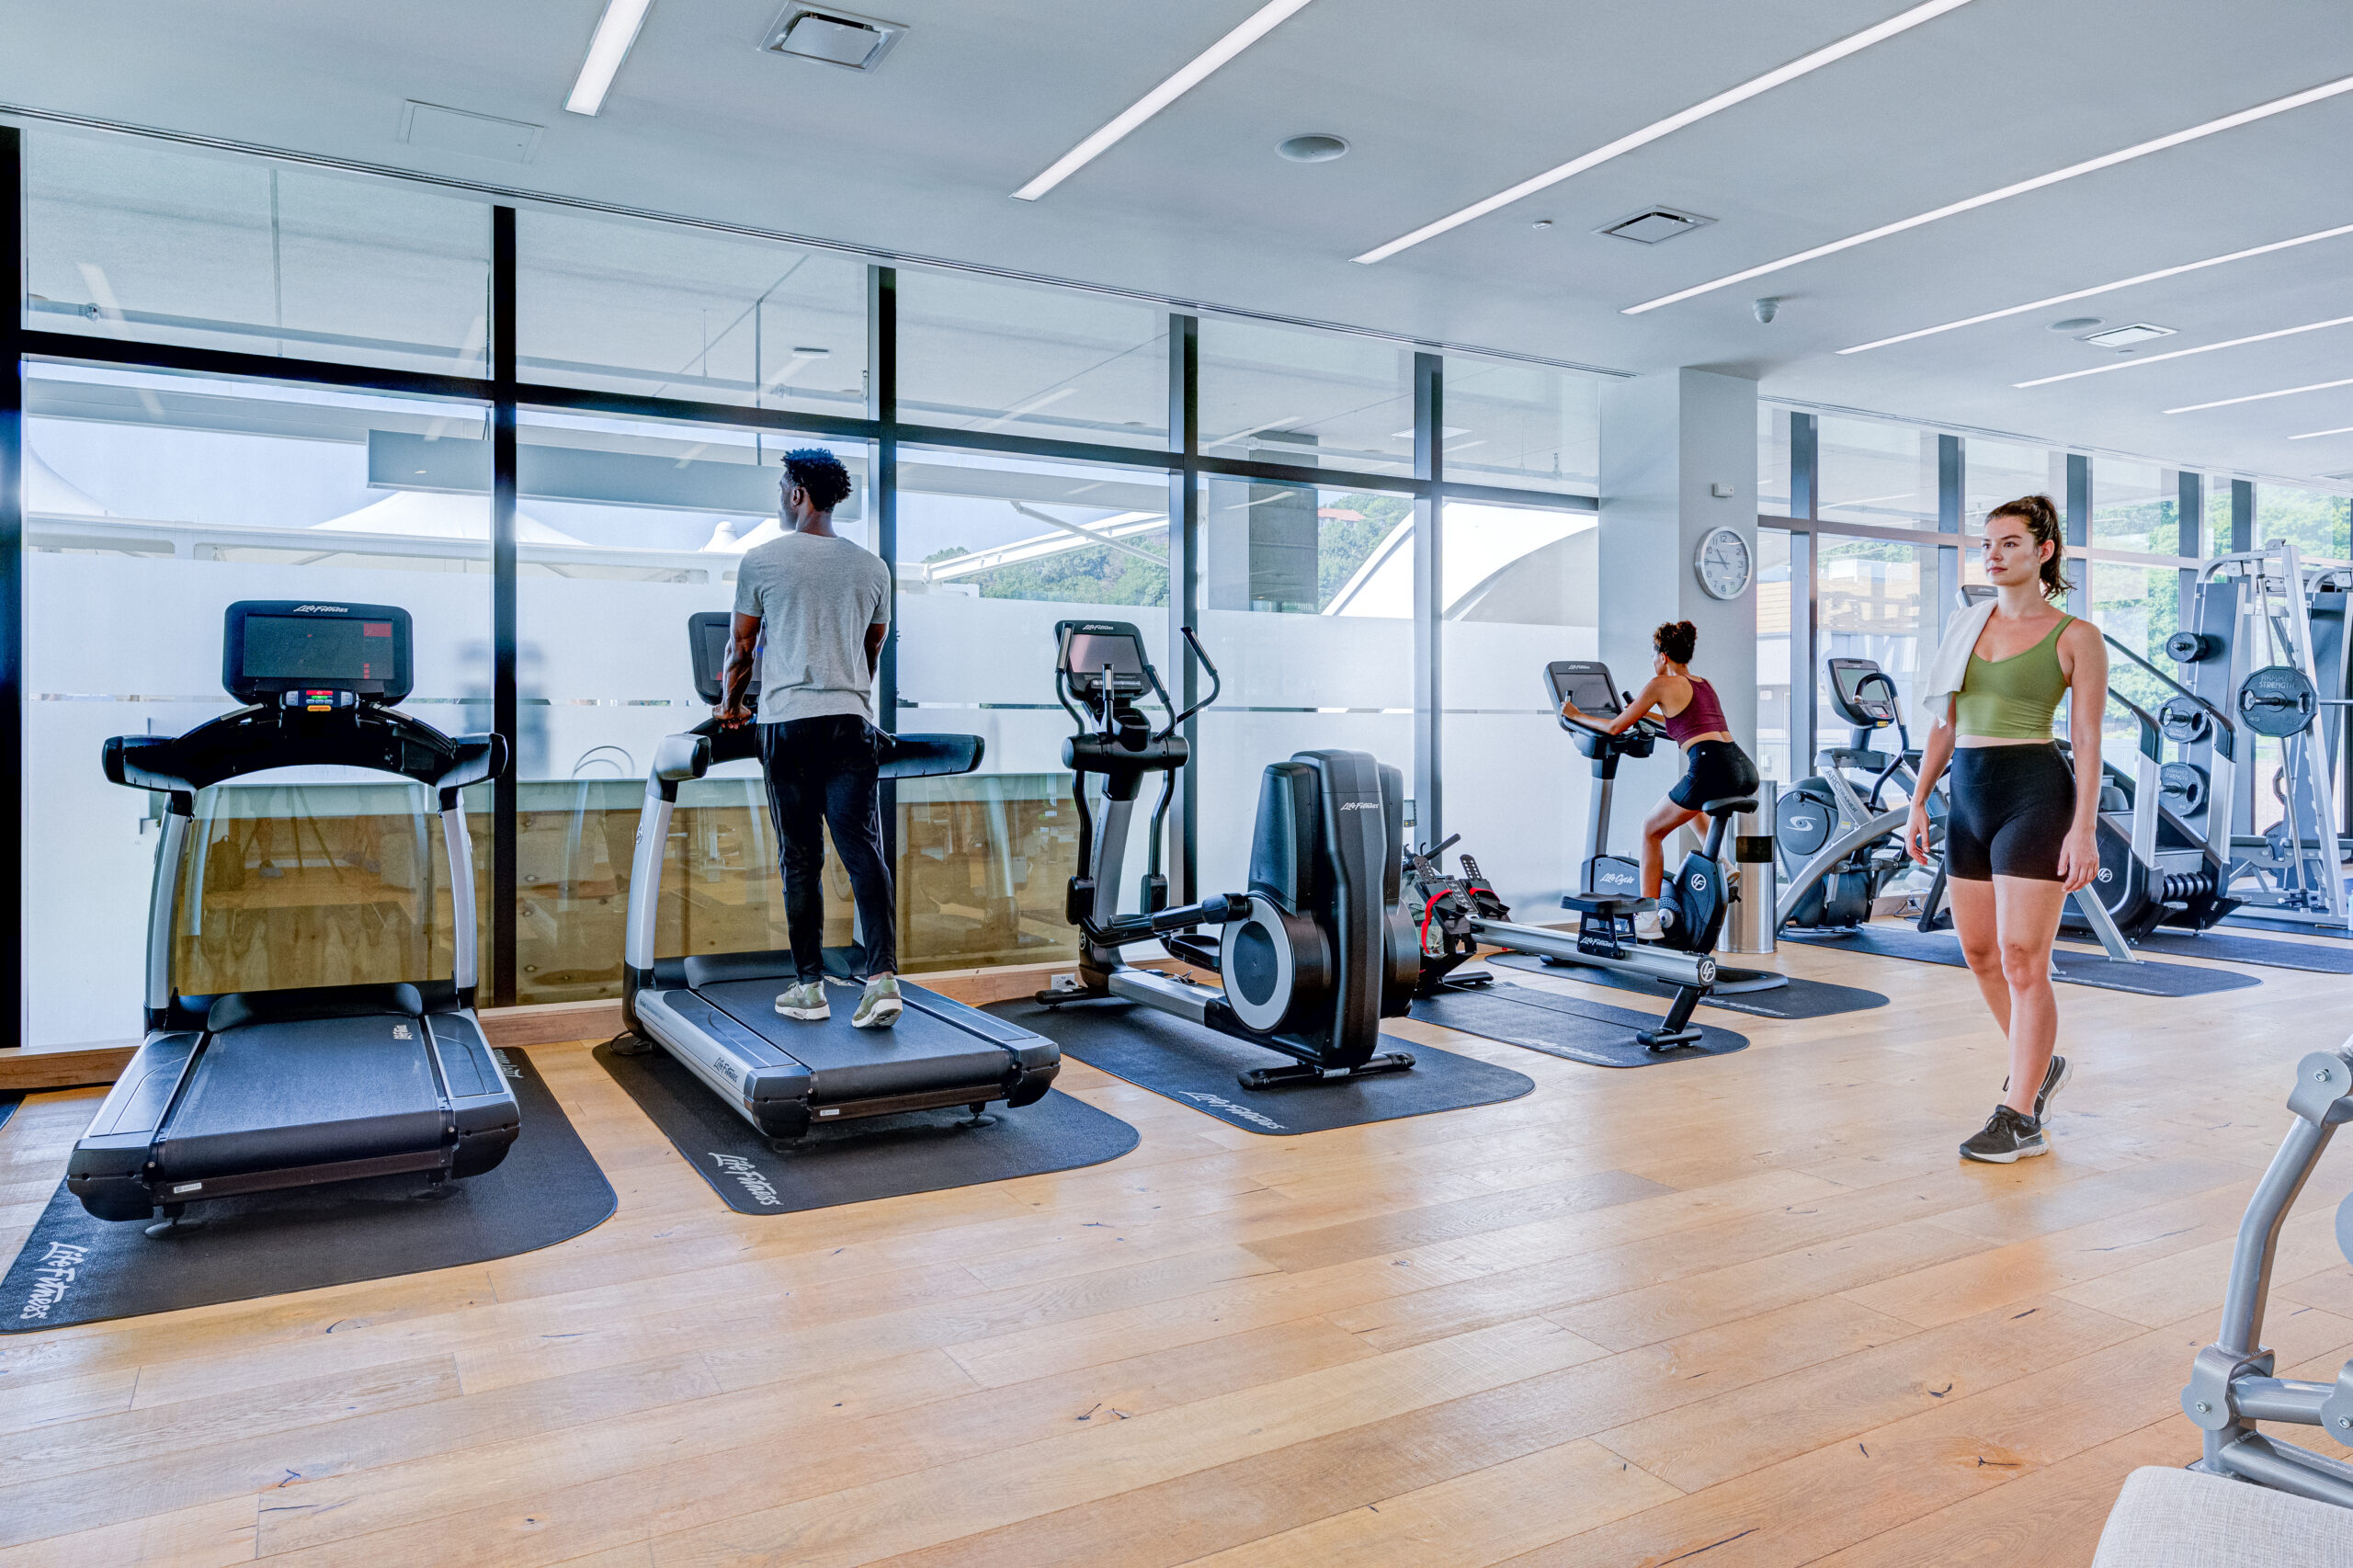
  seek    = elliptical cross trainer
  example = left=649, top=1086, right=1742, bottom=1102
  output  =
left=1036, top=620, right=1420, bottom=1089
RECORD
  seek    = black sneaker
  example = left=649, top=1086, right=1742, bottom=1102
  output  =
left=1960, top=1106, right=2048, bottom=1164
left=1999, top=1055, right=2073, bottom=1121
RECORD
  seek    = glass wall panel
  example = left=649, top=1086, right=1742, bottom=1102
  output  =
left=25, top=128, right=492, bottom=375
left=1816, top=538, right=1936, bottom=729
left=898, top=449, right=1173, bottom=971
left=1439, top=499, right=1597, bottom=909
left=2208, top=478, right=2242, bottom=556
left=2088, top=562, right=2179, bottom=756
left=1758, top=406, right=1791, bottom=517
left=1818, top=417, right=1938, bottom=529
left=1756, top=528, right=1794, bottom=781
left=2256, top=484, right=2353, bottom=562
left=25, top=365, right=490, bottom=1047
left=507, top=412, right=868, bottom=1004
left=516, top=209, right=867, bottom=415
left=1966, top=439, right=2067, bottom=526
left=1438, top=354, right=1600, bottom=496
left=1194, top=478, right=1415, bottom=886
left=897, top=272, right=1166, bottom=449
left=2091, top=460, right=2177, bottom=551
left=1197, top=319, right=1415, bottom=477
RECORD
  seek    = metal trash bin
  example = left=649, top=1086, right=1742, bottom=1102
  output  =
left=1723, top=781, right=1777, bottom=956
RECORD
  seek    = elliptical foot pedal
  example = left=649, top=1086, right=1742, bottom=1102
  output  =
left=1034, top=973, right=1103, bottom=1006
left=604, top=1031, right=655, bottom=1057
left=1235, top=1051, right=1415, bottom=1090
left=1636, top=1028, right=1701, bottom=1051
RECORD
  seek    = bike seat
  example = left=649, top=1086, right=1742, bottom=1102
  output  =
left=1699, top=796, right=1757, bottom=818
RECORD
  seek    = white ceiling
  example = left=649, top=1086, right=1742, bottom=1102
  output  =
left=4, top=0, right=2352, bottom=485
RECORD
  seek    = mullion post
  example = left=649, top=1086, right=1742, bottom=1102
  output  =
left=1166, top=313, right=1199, bottom=903
left=1412, top=350, right=1442, bottom=847
left=2065, top=453, right=2090, bottom=619
left=490, top=206, right=518, bottom=1009
left=869, top=266, right=900, bottom=902
left=1790, top=411, right=1818, bottom=774
left=1936, top=434, right=1961, bottom=640
left=1, top=126, right=22, bottom=1045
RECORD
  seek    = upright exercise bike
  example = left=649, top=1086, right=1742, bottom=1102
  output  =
left=1036, top=619, right=1420, bottom=1088
left=1408, top=659, right=1775, bottom=1051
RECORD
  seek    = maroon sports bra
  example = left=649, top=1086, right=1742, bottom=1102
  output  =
left=1661, top=676, right=1730, bottom=745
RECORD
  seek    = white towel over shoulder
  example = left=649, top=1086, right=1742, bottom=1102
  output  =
left=1917, top=596, right=1995, bottom=730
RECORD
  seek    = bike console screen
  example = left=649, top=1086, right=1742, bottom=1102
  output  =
left=225, top=601, right=412, bottom=707
left=1828, top=658, right=1899, bottom=726
left=1545, top=660, right=1622, bottom=726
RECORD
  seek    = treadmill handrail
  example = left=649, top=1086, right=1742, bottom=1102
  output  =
left=654, top=717, right=986, bottom=796
left=105, top=706, right=507, bottom=798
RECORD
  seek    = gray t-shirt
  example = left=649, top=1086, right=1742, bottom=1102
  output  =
left=730, top=529, right=892, bottom=722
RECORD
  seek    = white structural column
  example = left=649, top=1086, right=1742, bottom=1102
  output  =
left=1597, top=369, right=1761, bottom=802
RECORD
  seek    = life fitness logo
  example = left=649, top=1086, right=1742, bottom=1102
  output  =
left=1688, top=872, right=1708, bottom=892
left=290, top=605, right=351, bottom=614
left=2097, top=867, right=2114, bottom=883
left=710, top=1152, right=781, bottom=1207
left=18, top=1242, right=89, bottom=1323
left=1338, top=801, right=1378, bottom=812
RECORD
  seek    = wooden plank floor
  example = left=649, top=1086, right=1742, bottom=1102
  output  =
left=4, top=936, right=2352, bottom=1567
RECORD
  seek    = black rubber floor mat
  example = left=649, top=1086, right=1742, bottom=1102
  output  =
left=1483, top=953, right=1889, bottom=1020
left=596, top=1042, right=1138, bottom=1214
left=989, top=999, right=1533, bottom=1134
left=0, top=1050, right=612, bottom=1334
left=1408, top=981, right=1748, bottom=1068
left=1784, top=926, right=2262, bottom=996
left=2064, top=927, right=2353, bottom=974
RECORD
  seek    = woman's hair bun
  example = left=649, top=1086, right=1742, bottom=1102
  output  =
left=1654, top=619, right=1699, bottom=663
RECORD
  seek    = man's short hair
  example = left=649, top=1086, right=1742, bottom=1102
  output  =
left=781, top=448, right=853, bottom=514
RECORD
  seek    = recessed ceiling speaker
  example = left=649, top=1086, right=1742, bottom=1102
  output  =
left=763, top=5, right=906, bottom=71
left=2050, top=317, right=2103, bottom=331
left=1278, top=134, right=1350, bottom=163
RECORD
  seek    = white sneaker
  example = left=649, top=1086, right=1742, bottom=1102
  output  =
left=1631, top=910, right=1665, bottom=941
left=775, top=981, right=830, bottom=1020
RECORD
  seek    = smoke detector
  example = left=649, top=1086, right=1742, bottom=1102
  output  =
left=1596, top=207, right=1715, bottom=244
left=2081, top=323, right=2176, bottom=348
left=763, top=6, right=906, bottom=71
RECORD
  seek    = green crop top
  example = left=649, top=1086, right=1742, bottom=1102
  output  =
left=1956, top=616, right=2071, bottom=740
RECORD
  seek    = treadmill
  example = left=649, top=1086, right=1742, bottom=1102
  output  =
left=68, top=602, right=518, bottom=1233
left=611, top=612, right=1059, bottom=1150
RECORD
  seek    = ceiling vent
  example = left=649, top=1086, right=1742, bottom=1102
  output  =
left=1596, top=207, right=1715, bottom=244
left=398, top=102, right=542, bottom=165
left=2082, top=323, right=2176, bottom=348
left=764, top=6, right=906, bottom=71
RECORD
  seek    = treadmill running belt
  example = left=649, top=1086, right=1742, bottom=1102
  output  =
left=162, top=1015, right=448, bottom=1176
left=697, top=978, right=1017, bottom=1087
left=0, top=1050, right=612, bottom=1334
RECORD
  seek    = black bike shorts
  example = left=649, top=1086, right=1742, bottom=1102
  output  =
left=1667, top=739, right=1760, bottom=812
left=1945, top=742, right=2074, bottom=882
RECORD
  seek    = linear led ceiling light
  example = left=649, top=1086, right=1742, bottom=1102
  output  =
left=566, top=0, right=654, bottom=116
left=1624, top=71, right=2353, bottom=314
left=2013, top=313, right=2353, bottom=389
left=1013, top=0, right=1315, bottom=201
left=2166, top=378, right=2353, bottom=415
left=2290, top=425, right=2353, bottom=440
left=1839, top=222, right=2353, bottom=354
left=1352, top=0, right=1975, bottom=266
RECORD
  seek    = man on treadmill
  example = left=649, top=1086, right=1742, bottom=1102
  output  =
left=716, top=448, right=902, bottom=1029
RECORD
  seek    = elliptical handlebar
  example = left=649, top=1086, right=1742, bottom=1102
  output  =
left=1154, top=625, right=1223, bottom=741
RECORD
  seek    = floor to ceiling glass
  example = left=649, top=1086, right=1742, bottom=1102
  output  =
left=1818, top=417, right=1939, bottom=530
left=896, top=269, right=1168, bottom=449
left=1196, top=318, right=1415, bottom=480
left=515, top=207, right=869, bottom=417
left=24, top=127, right=491, bottom=375
left=21, top=365, right=491, bottom=1048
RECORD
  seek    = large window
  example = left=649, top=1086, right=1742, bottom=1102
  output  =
left=1440, top=499, right=1597, bottom=910
left=1816, top=539, right=1936, bottom=733
left=2256, top=484, right=2353, bottom=562
left=1194, top=478, right=1415, bottom=883
left=1439, top=354, right=1600, bottom=496
left=897, top=271, right=1167, bottom=449
left=1756, top=529, right=1795, bottom=780
left=26, top=129, right=491, bottom=375
left=24, top=366, right=490, bottom=1047
left=1966, top=439, right=2066, bottom=528
left=897, top=450, right=1174, bottom=970
left=1197, top=319, right=1415, bottom=478
left=2092, top=460, right=2177, bottom=551
left=1818, top=417, right=1938, bottom=530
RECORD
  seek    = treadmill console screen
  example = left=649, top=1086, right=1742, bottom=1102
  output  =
left=224, top=601, right=412, bottom=706
left=688, top=610, right=761, bottom=705
left=1544, top=660, right=1621, bottom=717
left=1058, top=621, right=1149, bottom=694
